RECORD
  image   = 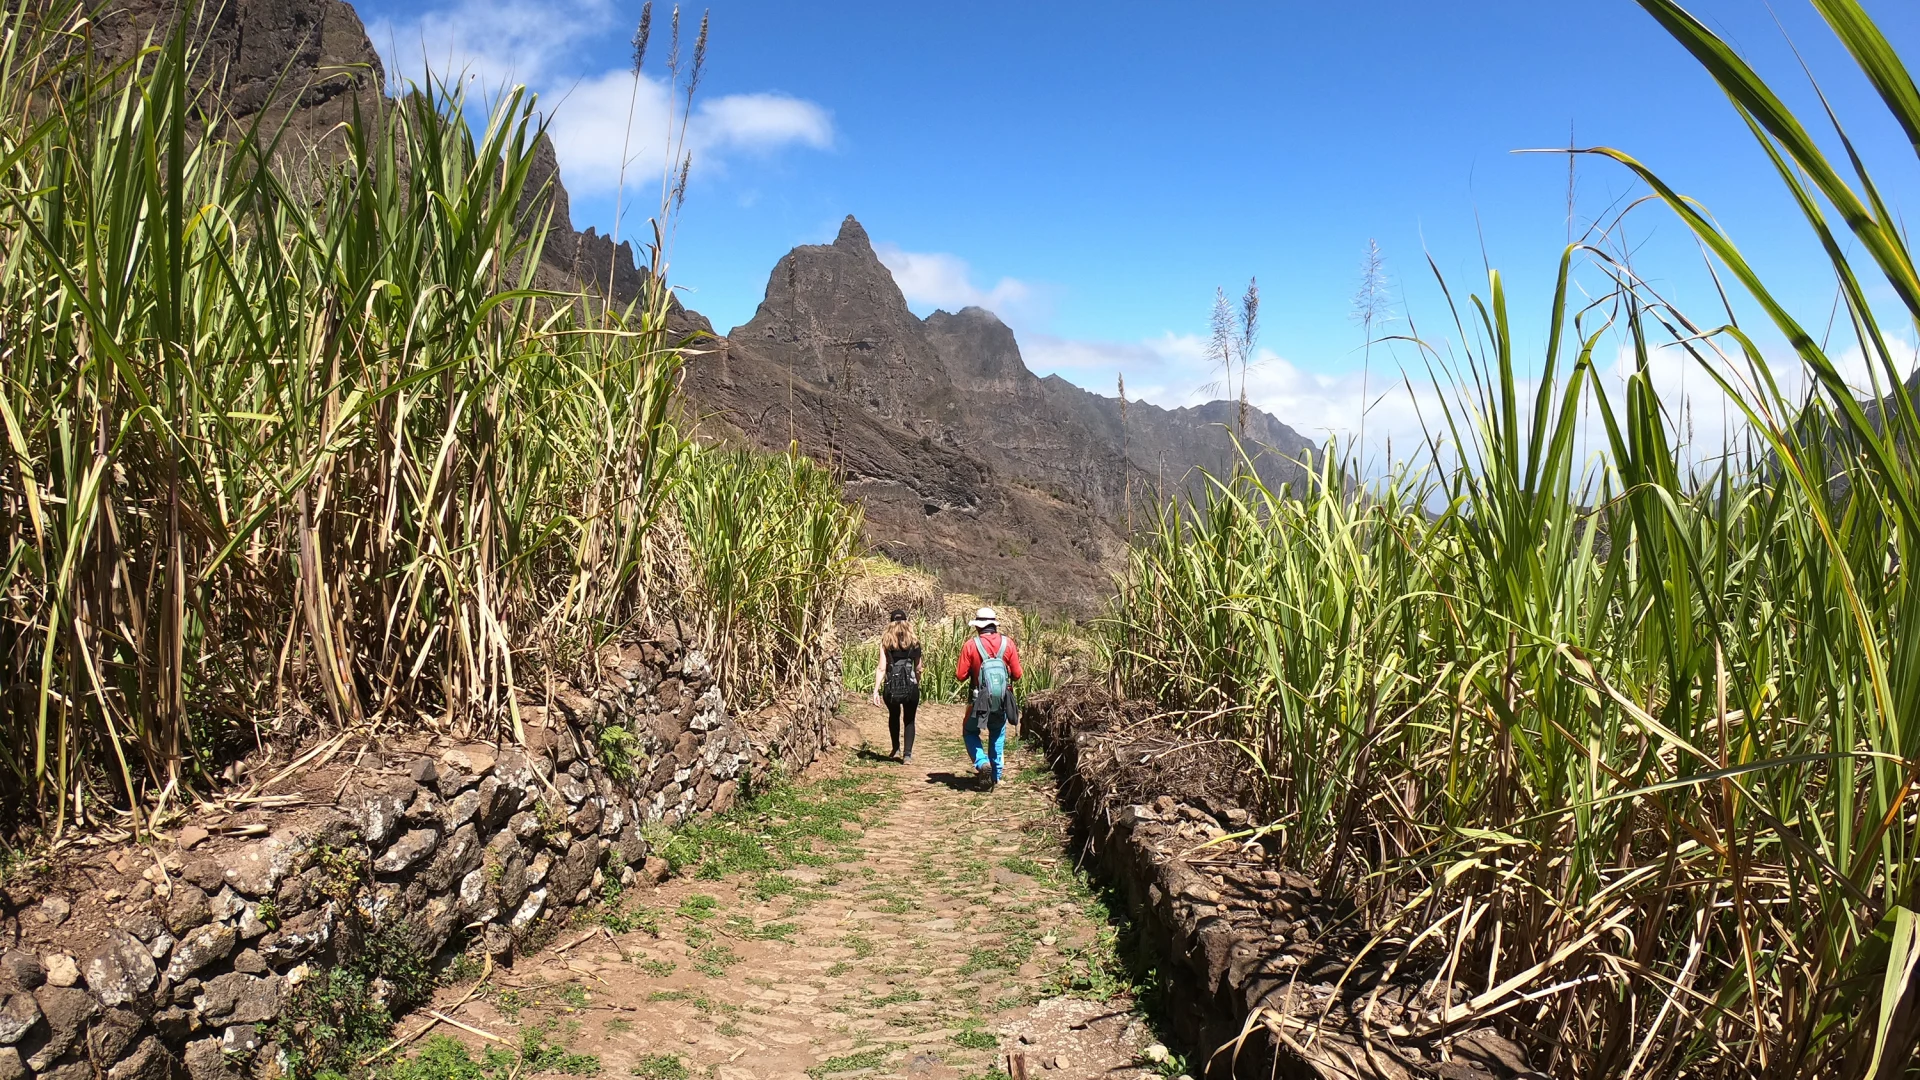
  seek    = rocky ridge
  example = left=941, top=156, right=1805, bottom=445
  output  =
left=682, top=216, right=1318, bottom=612
left=75, top=1, right=1315, bottom=614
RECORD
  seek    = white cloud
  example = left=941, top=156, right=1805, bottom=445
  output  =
left=367, top=0, right=833, bottom=201
left=699, top=94, right=834, bottom=152
left=537, top=71, right=832, bottom=197
left=873, top=244, right=1037, bottom=322
left=369, top=0, right=613, bottom=91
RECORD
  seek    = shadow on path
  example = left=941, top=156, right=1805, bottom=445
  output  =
left=924, top=770, right=985, bottom=792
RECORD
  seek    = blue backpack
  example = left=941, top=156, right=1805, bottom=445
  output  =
left=972, top=635, right=1012, bottom=717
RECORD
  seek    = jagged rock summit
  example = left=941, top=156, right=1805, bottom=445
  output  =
left=71, top=0, right=1315, bottom=613
left=682, top=215, right=1317, bottom=612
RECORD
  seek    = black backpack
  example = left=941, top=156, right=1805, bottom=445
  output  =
left=883, top=652, right=919, bottom=704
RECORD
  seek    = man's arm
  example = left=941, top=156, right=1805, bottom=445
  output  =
left=1004, top=639, right=1024, bottom=680
left=955, top=638, right=976, bottom=682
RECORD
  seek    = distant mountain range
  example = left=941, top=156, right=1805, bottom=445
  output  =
left=87, top=0, right=1320, bottom=615
left=674, top=217, right=1317, bottom=612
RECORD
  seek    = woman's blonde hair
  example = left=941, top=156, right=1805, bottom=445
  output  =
left=882, top=617, right=918, bottom=652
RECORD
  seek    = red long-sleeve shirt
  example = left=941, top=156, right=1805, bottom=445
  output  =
left=956, top=633, right=1023, bottom=683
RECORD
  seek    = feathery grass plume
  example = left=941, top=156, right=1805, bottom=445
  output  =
left=668, top=6, right=681, bottom=82
left=613, top=2, right=654, bottom=252
left=1237, top=278, right=1259, bottom=434
left=687, top=10, right=708, bottom=102
left=632, top=2, right=653, bottom=73
left=1350, top=238, right=1390, bottom=461
left=1118, top=372, right=1131, bottom=537
left=1203, top=279, right=1260, bottom=436
left=1205, top=287, right=1234, bottom=401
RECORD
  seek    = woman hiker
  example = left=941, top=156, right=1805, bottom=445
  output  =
left=955, top=607, right=1023, bottom=790
left=870, top=609, right=923, bottom=762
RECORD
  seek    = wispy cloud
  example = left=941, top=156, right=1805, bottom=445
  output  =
left=539, top=72, right=831, bottom=197
left=873, top=244, right=1041, bottom=323
left=369, top=0, right=613, bottom=90
left=367, top=0, right=833, bottom=201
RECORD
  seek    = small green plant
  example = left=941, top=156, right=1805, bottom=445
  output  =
left=750, top=873, right=796, bottom=900
left=596, top=725, right=641, bottom=781
left=999, top=857, right=1044, bottom=878
left=602, top=901, right=660, bottom=936
left=381, top=1036, right=489, bottom=1080
left=313, top=845, right=369, bottom=903
left=442, top=954, right=485, bottom=987
left=496, top=988, right=533, bottom=1021
left=515, top=1027, right=601, bottom=1076
left=804, top=1048, right=890, bottom=1078
left=629, top=1055, right=688, bottom=1080
left=558, top=984, right=591, bottom=1009
left=276, top=920, right=434, bottom=1080
left=1137, top=1046, right=1189, bottom=1078
left=692, top=945, right=740, bottom=978
left=950, top=1029, right=997, bottom=1050
left=638, top=958, right=676, bottom=977
left=676, top=895, right=719, bottom=921
left=255, top=897, right=281, bottom=932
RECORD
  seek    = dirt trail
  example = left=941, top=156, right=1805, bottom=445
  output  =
left=395, top=701, right=1168, bottom=1080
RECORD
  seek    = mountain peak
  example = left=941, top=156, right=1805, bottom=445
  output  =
left=834, top=215, right=873, bottom=255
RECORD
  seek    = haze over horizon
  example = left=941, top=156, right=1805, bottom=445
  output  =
left=357, top=0, right=1920, bottom=463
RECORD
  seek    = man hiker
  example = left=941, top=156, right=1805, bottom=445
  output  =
left=955, top=606, right=1023, bottom=790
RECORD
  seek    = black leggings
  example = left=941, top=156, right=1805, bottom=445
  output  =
left=886, top=698, right=918, bottom=757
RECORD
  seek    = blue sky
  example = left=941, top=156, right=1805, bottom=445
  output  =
left=358, top=0, right=1920, bottom=460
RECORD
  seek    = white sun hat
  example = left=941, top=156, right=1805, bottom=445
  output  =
left=970, top=606, right=998, bottom=629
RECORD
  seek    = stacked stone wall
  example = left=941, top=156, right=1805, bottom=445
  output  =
left=0, top=640, right=837, bottom=1080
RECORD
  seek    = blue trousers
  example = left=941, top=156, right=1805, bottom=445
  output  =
left=964, top=711, right=1008, bottom=780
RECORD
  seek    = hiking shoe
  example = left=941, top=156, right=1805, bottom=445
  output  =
left=901, top=753, right=913, bottom=764
left=974, top=761, right=993, bottom=788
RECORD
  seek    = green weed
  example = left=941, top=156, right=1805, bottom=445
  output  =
left=692, top=945, right=741, bottom=978
left=949, top=1029, right=998, bottom=1051
left=629, top=1056, right=688, bottom=1080
left=804, top=1048, right=891, bottom=1078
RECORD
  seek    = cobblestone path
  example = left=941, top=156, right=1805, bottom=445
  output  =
left=398, top=701, right=1167, bottom=1080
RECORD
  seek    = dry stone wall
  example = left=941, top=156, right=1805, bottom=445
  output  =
left=1022, top=689, right=1531, bottom=1080
left=0, top=640, right=836, bottom=1080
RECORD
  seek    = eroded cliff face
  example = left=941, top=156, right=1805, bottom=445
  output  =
left=682, top=215, right=1319, bottom=614
left=728, top=218, right=965, bottom=437
left=71, top=0, right=1315, bottom=613
left=79, top=0, right=386, bottom=157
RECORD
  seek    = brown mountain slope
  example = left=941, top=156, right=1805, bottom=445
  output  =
left=78, top=0, right=1316, bottom=614
left=680, top=216, right=1318, bottom=614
